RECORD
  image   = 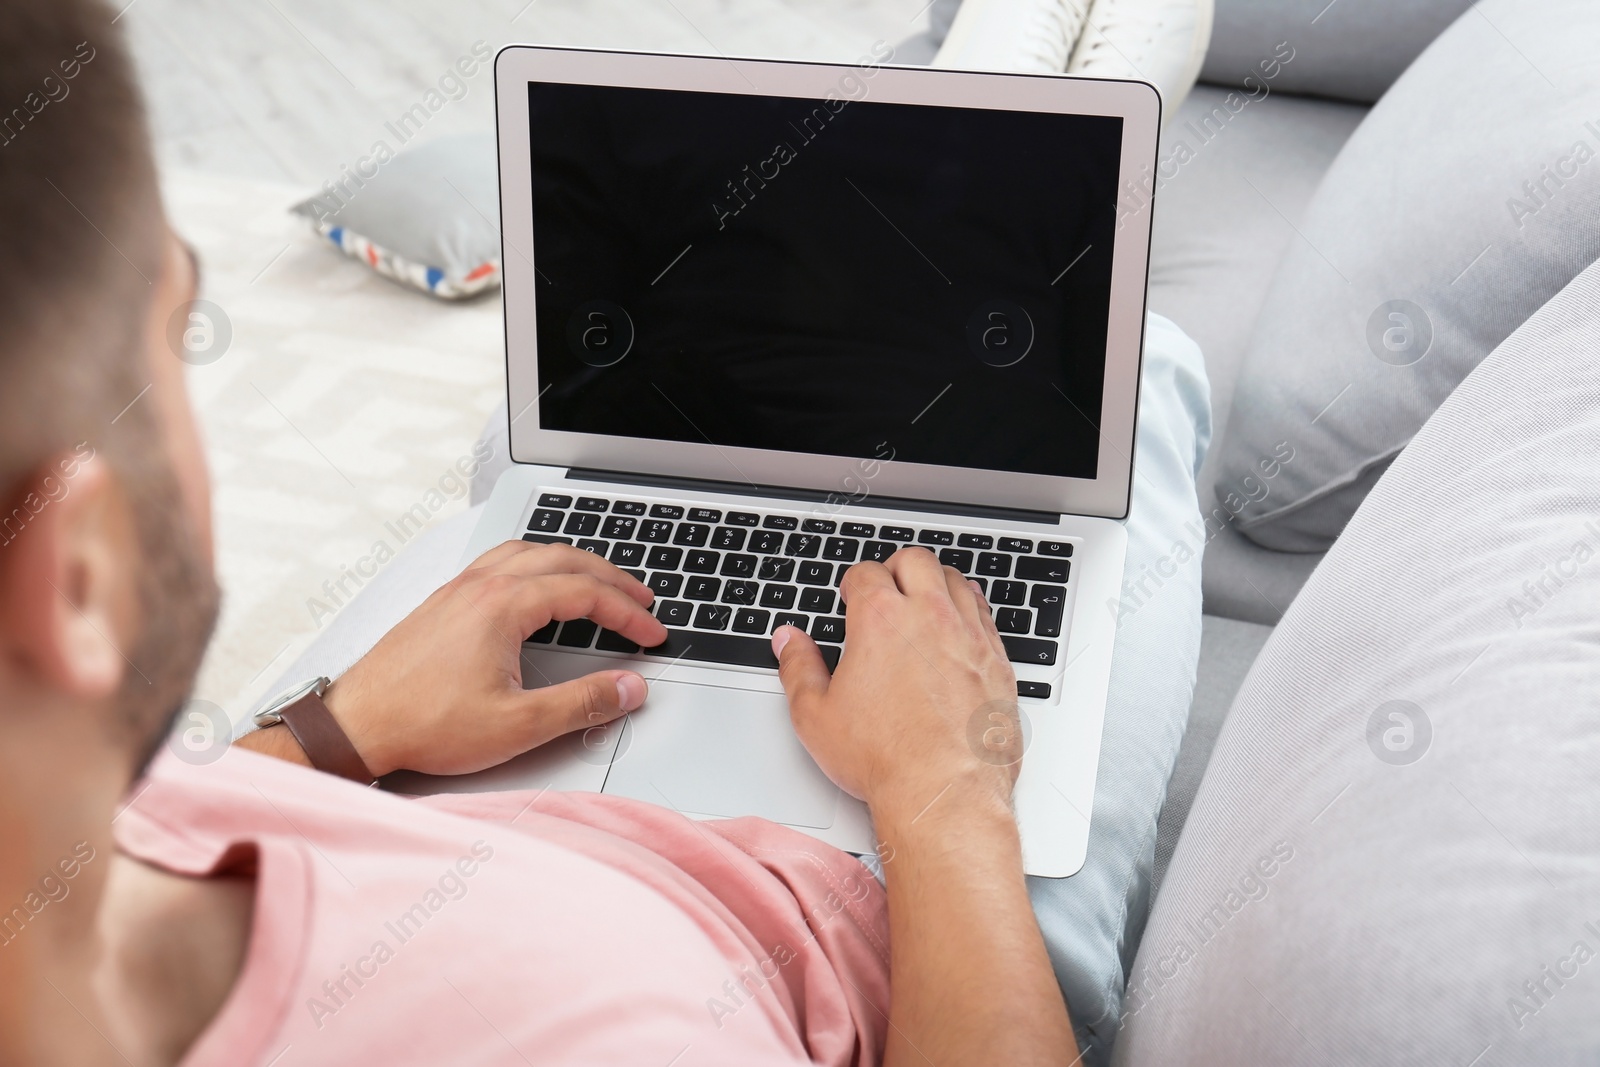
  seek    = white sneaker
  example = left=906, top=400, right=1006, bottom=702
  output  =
left=934, top=0, right=1092, bottom=74
left=1068, top=0, right=1213, bottom=117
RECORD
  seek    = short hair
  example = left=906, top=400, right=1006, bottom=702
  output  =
left=0, top=0, right=163, bottom=494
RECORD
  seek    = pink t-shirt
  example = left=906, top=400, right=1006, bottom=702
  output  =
left=114, top=747, right=890, bottom=1065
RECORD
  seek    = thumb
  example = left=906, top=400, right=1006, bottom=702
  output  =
left=773, top=625, right=829, bottom=718
left=515, top=669, right=648, bottom=743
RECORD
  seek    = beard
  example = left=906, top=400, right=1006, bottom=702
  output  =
left=117, top=446, right=222, bottom=778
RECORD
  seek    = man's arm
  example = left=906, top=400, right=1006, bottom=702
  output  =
left=238, top=541, right=666, bottom=777
left=773, top=548, right=1077, bottom=1065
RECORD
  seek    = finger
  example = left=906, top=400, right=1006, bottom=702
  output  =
left=970, top=580, right=1008, bottom=658
left=838, top=559, right=898, bottom=606
left=469, top=542, right=653, bottom=606
left=489, top=572, right=667, bottom=647
left=511, top=668, right=648, bottom=745
left=773, top=624, right=830, bottom=722
left=881, top=545, right=952, bottom=599
left=943, top=566, right=987, bottom=634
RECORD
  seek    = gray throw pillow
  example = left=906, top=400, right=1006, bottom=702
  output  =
left=1114, top=260, right=1600, bottom=1066
left=291, top=132, right=500, bottom=300
left=1200, top=0, right=1471, bottom=103
left=1215, top=0, right=1600, bottom=552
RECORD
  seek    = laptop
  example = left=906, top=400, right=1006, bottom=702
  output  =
left=388, top=45, right=1160, bottom=878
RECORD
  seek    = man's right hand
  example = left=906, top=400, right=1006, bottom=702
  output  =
left=771, top=546, right=1021, bottom=823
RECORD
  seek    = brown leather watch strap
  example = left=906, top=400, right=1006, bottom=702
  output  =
left=277, top=690, right=375, bottom=784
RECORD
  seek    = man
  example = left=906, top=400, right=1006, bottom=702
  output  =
left=1, top=2, right=1086, bottom=1063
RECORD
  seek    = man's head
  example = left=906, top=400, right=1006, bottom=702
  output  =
left=0, top=0, right=220, bottom=830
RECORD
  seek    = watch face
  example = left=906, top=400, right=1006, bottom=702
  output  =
left=257, top=677, right=327, bottom=723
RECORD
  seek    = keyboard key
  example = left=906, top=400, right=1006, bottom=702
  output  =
left=527, top=620, right=558, bottom=643
left=1030, top=585, right=1067, bottom=637
left=879, top=525, right=914, bottom=542
left=1016, top=557, right=1070, bottom=583
left=720, top=553, right=757, bottom=579
left=938, top=548, right=974, bottom=573
left=557, top=619, right=598, bottom=648
left=842, top=522, right=875, bottom=537
left=1038, top=540, right=1073, bottom=558
left=917, top=529, right=954, bottom=546
left=537, top=493, right=572, bottom=508
left=596, top=629, right=639, bottom=653
left=811, top=616, right=846, bottom=643
left=763, top=514, right=798, bottom=530
left=757, top=557, right=796, bottom=582
left=721, top=580, right=758, bottom=605
left=689, top=507, right=722, bottom=523
left=1000, top=635, right=1057, bottom=666
left=799, top=587, right=836, bottom=614
left=732, top=608, right=770, bottom=634
left=971, top=576, right=988, bottom=594
left=601, top=516, right=637, bottom=539
left=647, top=546, right=683, bottom=570
left=991, top=580, right=1027, bottom=606
left=638, top=520, right=674, bottom=543
left=522, top=533, right=575, bottom=546
left=997, top=537, right=1033, bottom=554
left=1017, top=681, right=1052, bottom=699
left=957, top=533, right=994, bottom=549
left=528, top=509, right=564, bottom=533
left=823, top=537, right=859, bottom=562
left=996, top=608, right=1032, bottom=634
left=802, top=519, right=837, bottom=534
left=711, top=527, right=747, bottom=551
left=640, top=628, right=838, bottom=672
left=656, top=600, right=694, bottom=626
left=622, top=569, right=645, bottom=582
left=976, top=552, right=1011, bottom=577
left=694, top=604, right=732, bottom=631
left=673, top=523, right=710, bottom=547
left=750, top=530, right=785, bottom=554
left=760, top=584, right=797, bottom=609
left=684, top=576, right=720, bottom=601
left=797, top=561, right=833, bottom=586
left=726, top=511, right=760, bottom=527
left=835, top=565, right=850, bottom=588
left=650, top=504, right=684, bottom=519
left=576, top=497, right=610, bottom=512
left=612, top=500, right=647, bottom=516
left=773, top=612, right=808, bottom=634
left=646, top=572, right=683, bottom=598
left=576, top=539, right=608, bottom=555
left=683, top=550, right=720, bottom=574
left=609, top=542, right=646, bottom=568
left=862, top=541, right=898, bottom=563
left=785, top=533, right=821, bottom=558
left=563, top=512, right=600, bottom=537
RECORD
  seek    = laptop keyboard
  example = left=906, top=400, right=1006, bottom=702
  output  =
left=522, top=492, right=1072, bottom=698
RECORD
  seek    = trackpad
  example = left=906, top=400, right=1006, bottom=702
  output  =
left=601, top=681, right=840, bottom=830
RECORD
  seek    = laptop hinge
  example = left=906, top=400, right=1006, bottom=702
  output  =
left=566, top=467, right=1063, bottom=526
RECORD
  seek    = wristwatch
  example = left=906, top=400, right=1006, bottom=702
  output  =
left=253, top=677, right=376, bottom=785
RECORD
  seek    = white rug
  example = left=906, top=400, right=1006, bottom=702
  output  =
left=165, top=169, right=505, bottom=722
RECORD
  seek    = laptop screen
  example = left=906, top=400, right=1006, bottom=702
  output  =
left=526, top=80, right=1123, bottom=481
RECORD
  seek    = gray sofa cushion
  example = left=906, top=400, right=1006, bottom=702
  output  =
left=1115, top=259, right=1600, bottom=1066
left=1200, top=0, right=1471, bottom=103
left=1214, top=0, right=1600, bottom=553
left=1146, top=85, right=1366, bottom=622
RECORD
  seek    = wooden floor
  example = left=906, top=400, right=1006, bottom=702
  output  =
left=125, top=0, right=934, bottom=182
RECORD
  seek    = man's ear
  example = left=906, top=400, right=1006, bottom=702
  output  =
left=0, top=452, right=140, bottom=699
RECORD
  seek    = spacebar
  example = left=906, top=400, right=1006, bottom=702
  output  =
left=640, top=629, right=840, bottom=671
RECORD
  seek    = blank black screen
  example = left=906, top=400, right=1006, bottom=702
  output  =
left=528, top=80, right=1122, bottom=479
